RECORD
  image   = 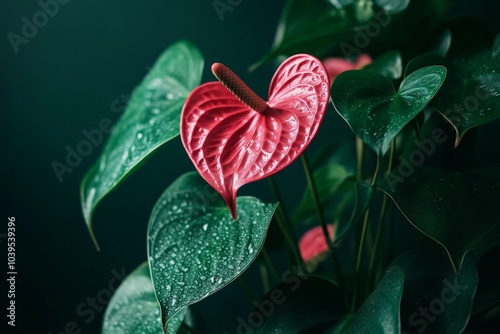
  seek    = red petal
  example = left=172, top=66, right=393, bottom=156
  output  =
left=181, top=55, right=329, bottom=218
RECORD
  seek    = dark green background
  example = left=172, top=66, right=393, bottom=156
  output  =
left=1, top=1, right=293, bottom=332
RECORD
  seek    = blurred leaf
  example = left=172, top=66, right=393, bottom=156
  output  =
left=80, top=40, right=204, bottom=246
left=379, top=167, right=500, bottom=271
left=364, top=50, right=402, bottom=79
left=406, top=37, right=500, bottom=147
left=393, top=245, right=478, bottom=334
left=332, top=66, right=446, bottom=154
left=102, top=262, right=186, bottom=334
left=253, top=267, right=403, bottom=333
left=250, top=0, right=376, bottom=70
left=373, top=0, right=410, bottom=12
left=147, top=172, right=277, bottom=330
left=312, top=139, right=357, bottom=173
left=294, top=164, right=352, bottom=223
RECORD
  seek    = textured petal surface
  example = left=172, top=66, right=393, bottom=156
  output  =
left=181, top=54, right=329, bottom=218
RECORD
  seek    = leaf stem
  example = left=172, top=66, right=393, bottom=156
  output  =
left=351, top=156, right=381, bottom=311
left=368, top=140, right=395, bottom=287
left=356, top=137, right=364, bottom=180
left=268, top=177, right=303, bottom=268
left=300, top=154, right=345, bottom=290
left=259, top=263, right=270, bottom=293
left=262, top=247, right=281, bottom=283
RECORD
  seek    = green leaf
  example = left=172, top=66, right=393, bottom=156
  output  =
left=147, top=172, right=277, bottom=330
left=406, top=38, right=500, bottom=147
left=364, top=50, right=402, bottom=79
left=332, top=65, right=447, bottom=154
left=253, top=267, right=403, bottom=333
left=250, top=0, right=375, bottom=70
left=393, top=245, right=478, bottom=334
left=379, top=167, right=500, bottom=271
left=102, top=262, right=187, bottom=334
left=373, top=0, right=410, bottom=12
left=80, top=40, right=204, bottom=247
left=331, top=267, right=404, bottom=333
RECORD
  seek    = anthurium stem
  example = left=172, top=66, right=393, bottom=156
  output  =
left=356, top=137, right=364, bottom=180
left=368, top=140, right=395, bottom=288
left=259, top=263, right=270, bottom=292
left=351, top=156, right=381, bottom=311
left=300, top=154, right=345, bottom=290
left=211, top=63, right=268, bottom=113
left=262, top=247, right=281, bottom=283
left=268, top=177, right=304, bottom=268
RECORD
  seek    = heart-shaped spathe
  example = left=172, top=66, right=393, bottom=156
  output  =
left=181, top=54, right=329, bottom=219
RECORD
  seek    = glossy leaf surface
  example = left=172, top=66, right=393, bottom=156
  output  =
left=181, top=54, right=329, bottom=218
left=147, top=172, right=277, bottom=330
left=406, top=40, right=500, bottom=146
left=380, top=167, right=500, bottom=271
left=102, top=262, right=186, bottom=334
left=331, top=267, right=404, bottom=333
left=81, top=40, right=204, bottom=244
left=332, top=66, right=446, bottom=154
left=393, top=245, right=478, bottom=334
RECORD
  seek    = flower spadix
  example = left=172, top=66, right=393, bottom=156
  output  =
left=181, top=54, right=329, bottom=219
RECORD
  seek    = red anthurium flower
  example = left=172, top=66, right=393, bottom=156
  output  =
left=181, top=54, right=329, bottom=219
left=323, top=53, right=372, bottom=83
left=299, top=224, right=335, bottom=268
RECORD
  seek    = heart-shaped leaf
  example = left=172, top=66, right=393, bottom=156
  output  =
left=393, top=245, right=478, bottom=334
left=181, top=54, right=329, bottom=218
left=147, top=172, right=277, bottom=330
left=102, top=262, right=187, bottom=334
left=253, top=267, right=403, bottom=333
left=332, top=65, right=447, bottom=154
left=405, top=39, right=500, bottom=146
left=80, top=40, right=204, bottom=246
left=379, top=166, right=500, bottom=271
